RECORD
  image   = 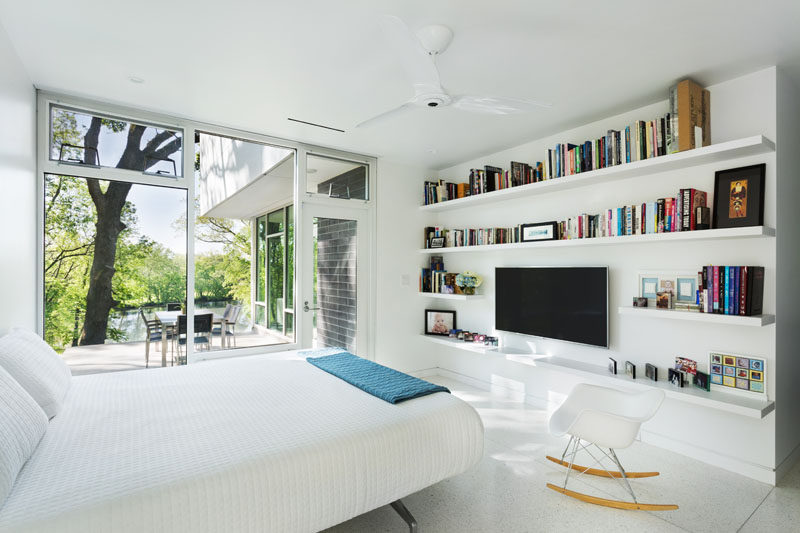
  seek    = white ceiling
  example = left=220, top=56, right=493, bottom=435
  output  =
left=2, top=1, right=800, bottom=169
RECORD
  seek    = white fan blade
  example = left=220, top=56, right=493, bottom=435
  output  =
left=452, top=95, right=552, bottom=115
left=356, top=102, right=413, bottom=128
left=379, top=15, right=443, bottom=96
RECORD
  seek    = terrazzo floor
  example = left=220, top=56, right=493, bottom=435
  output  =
left=325, top=375, right=800, bottom=533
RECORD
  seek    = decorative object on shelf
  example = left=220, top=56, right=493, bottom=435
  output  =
left=675, top=276, right=697, bottom=303
left=640, top=275, right=659, bottom=299
left=430, top=237, right=445, bottom=248
left=424, top=309, right=456, bottom=336
left=709, top=352, right=766, bottom=395
left=608, top=357, right=617, bottom=375
left=625, top=361, right=636, bottom=379
left=668, top=368, right=684, bottom=387
left=633, top=297, right=648, bottom=307
left=712, top=164, right=765, bottom=229
left=455, top=271, right=483, bottom=295
left=694, top=370, right=711, bottom=391
left=463, top=332, right=474, bottom=342
left=656, top=291, right=672, bottom=309
left=674, top=357, right=697, bottom=376
left=448, top=329, right=461, bottom=338
left=695, top=206, right=711, bottom=230
left=520, top=221, right=558, bottom=242
left=645, top=363, right=658, bottom=382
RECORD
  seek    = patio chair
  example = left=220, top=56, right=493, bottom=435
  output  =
left=174, top=313, right=213, bottom=365
left=166, top=302, right=182, bottom=311
left=139, top=308, right=164, bottom=368
left=212, top=305, right=241, bottom=348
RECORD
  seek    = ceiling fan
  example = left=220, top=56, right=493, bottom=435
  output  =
left=356, top=16, right=551, bottom=128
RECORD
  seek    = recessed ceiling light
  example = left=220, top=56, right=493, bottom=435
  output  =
left=307, top=168, right=318, bottom=174
left=128, top=76, right=145, bottom=84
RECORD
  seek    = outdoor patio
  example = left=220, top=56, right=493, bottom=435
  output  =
left=62, top=330, right=291, bottom=376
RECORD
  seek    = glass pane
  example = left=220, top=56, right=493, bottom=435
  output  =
left=286, top=205, right=294, bottom=308
left=306, top=154, right=368, bottom=200
left=312, top=217, right=357, bottom=352
left=267, top=209, right=284, bottom=234
left=194, top=132, right=295, bottom=352
left=43, top=174, right=186, bottom=375
left=267, top=235, right=284, bottom=331
left=50, top=106, right=183, bottom=177
left=256, top=216, right=266, bottom=302
left=285, top=312, right=294, bottom=335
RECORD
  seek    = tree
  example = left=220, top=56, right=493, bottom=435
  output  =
left=75, top=117, right=182, bottom=345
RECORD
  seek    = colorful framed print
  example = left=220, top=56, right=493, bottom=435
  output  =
left=712, top=164, right=766, bottom=229
left=424, top=309, right=456, bottom=336
left=676, top=276, right=697, bottom=303
left=520, top=221, right=558, bottom=242
left=710, top=352, right=767, bottom=397
left=674, top=357, right=697, bottom=375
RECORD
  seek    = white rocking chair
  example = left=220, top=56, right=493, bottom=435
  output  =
left=546, top=383, right=678, bottom=511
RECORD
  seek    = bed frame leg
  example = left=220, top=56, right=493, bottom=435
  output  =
left=390, top=499, right=418, bottom=532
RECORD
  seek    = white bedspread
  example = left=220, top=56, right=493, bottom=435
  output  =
left=0, top=352, right=483, bottom=532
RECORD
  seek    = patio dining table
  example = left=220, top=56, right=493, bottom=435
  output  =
left=154, top=310, right=228, bottom=367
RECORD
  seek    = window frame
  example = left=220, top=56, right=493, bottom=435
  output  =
left=36, top=90, right=377, bottom=364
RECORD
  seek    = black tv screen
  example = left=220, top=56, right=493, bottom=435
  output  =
left=495, top=267, right=608, bottom=348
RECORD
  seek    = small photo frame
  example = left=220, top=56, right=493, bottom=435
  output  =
left=424, top=309, right=456, bottom=336
left=668, top=368, right=683, bottom=387
left=674, top=357, right=697, bottom=375
left=694, top=370, right=710, bottom=392
left=712, top=163, right=766, bottom=229
left=625, top=361, right=636, bottom=380
left=429, top=237, right=445, bottom=248
left=520, top=221, right=558, bottom=242
left=640, top=277, right=659, bottom=299
left=710, top=352, right=767, bottom=397
left=676, top=276, right=697, bottom=303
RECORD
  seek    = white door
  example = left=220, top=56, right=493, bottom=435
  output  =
left=298, top=203, right=369, bottom=355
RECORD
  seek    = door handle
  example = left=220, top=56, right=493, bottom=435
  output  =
left=303, top=301, right=320, bottom=312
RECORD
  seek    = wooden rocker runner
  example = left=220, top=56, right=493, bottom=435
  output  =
left=546, top=383, right=678, bottom=511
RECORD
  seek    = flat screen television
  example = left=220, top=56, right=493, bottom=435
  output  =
left=495, top=266, right=608, bottom=348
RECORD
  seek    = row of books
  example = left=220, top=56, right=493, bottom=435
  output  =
left=420, top=256, right=457, bottom=294
left=422, top=187, right=709, bottom=248
left=698, top=266, right=764, bottom=316
left=421, top=79, right=711, bottom=206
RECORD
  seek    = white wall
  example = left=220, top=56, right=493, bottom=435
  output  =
left=0, top=23, right=36, bottom=334
left=775, top=69, right=800, bottom=479
left=422, top=67, right=779, bottom=482
left=374, top=159, right=437, bottom=372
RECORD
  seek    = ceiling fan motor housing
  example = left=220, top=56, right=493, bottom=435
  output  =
left=418, top=93, right=452, bottom=108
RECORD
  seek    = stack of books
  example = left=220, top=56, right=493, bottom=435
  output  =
left=420, top=256, right=459, bottom=294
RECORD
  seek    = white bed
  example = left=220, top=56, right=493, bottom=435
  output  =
left=0, top=351, right=484, bottom=532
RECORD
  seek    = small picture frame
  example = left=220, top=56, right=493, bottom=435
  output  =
left=429, top=237, right=445, bottom=248
left=668, top=368, right=683, bottom=387
left=709, top=351, right=767, bottom=397
left=674, top=356, right=697, bottom=375
left=424, top=309, right=456, bottom=336
left=625, top=361, right=636, bottom=380
left=694, top=370, right=711, bottom=391
left=712, top=164, right=766, bottom=229
left=640, top=276, right=659, bottom=299
left=608, top=357, right=617, bottom=375
left=633, top=297, right=648, bottom=307
left=645, top=363, right=658, bottom=381
left=675, top=276, right=697, bottom=303
left=520, top=221, right=558, bottom=242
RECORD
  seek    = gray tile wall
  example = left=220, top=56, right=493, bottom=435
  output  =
left=316, top=218, right=357, bottom=352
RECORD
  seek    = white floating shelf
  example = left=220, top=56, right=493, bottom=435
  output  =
left=505, top=354, right=774, bottom=419
left=418, top=292, right=483, bottom=300
left=418, top=226, right=775, bottom=254
left=618, top=306, right=775, bottom=326
left=420, top=335, right=774, bottom=419
left=419, top=334, right=530, bottom=355
left=419, top=135, right=775, bottom=212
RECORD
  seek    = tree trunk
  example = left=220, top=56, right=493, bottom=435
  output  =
left=79, top=179, right=131, bottom=345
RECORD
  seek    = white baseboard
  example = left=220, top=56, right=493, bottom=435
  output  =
left=432, top=365, right=777, bottom=486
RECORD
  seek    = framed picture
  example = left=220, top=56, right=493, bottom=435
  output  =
left=674, top=357, right=697, bottom=375
left=640, top=276, right=659, bottom=299
left=694, top=370, right=710, bottom=391
left=429, top=237, right=445, bottom=248
left=709, top=351, right=767, bottom=397
left=637, top=271, right=695, bottom=306
left=668, top=368, right=683, bottom=387
left=520, top=221, right=558, bottom=242
left=625, top=361, right=636, bottom=379
left=424, top=309, right=456, bottom=336
left=675, top=276, right=697, bottom=303
left=712, top=163, right=766, bottom=229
